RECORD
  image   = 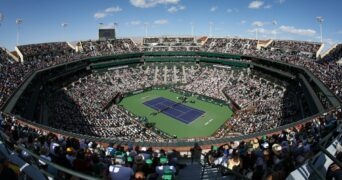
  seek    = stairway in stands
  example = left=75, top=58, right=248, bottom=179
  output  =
left=176, top=156, right=236, bottom=179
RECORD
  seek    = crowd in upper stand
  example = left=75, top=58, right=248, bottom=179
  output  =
left=142, top=37, right=200, bottom=52
left=17, top=42, right=75, bottom=61
left=322, top=44, right=342, bottom=62
left=0, top=39, right=139, bottom=108
left=79, top=39, right=139, bottom=57
left=203, top=38, right=258, bottom=55
left=255, top=46, right=342, bottom=101
left=269, top=40, right=321, bottom=54
left=199, top=37, right=342, bottom=101
left=201, top=38, right=321, bottom=59
left=0, top=48, right=28, bottom=108
left=143, top=37, right=195, bottom=45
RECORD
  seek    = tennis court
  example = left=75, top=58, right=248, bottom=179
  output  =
left=120, top=89, right=233, bottom=138
left=143, top=97, right=205, bottom=124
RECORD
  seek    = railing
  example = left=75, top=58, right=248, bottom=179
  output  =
left=0, top=130, right=101, bottom=180
left=3, top=106, right=339, bottom=150
left=2, top=114, right=341, bottom=180
left=287, top=123, right=342, bottom=180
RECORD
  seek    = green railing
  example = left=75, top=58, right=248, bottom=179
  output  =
left=144, top=57, right=196, bottom=62
left=143, top=51, right=197, bottom=56
left=89, top=52, right=143, bottom=63
left=90, top=58, right=141, bottom=69
left=199, top=57, right=249, bottom=67
left=197, top=52, right=241, bottom=59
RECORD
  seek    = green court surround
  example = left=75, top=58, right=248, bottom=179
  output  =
left=120, top=89, right=233, bottom=138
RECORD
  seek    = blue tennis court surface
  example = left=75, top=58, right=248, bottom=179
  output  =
left=143, top=97, right=205, bottom=124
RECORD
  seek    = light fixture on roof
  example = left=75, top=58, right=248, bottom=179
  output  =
left=144, top=22, right=149, bottom=38
left=316, top=16, right=324, bottom=43
left=209, top=22, right=213, bottom=37
left=61, top=23, right=68, bottom=42
left=113, top=22, right=118, bottom=29
left=190, top=22, right=194, bottom=37
left=272, top=20, right=278, bottom=40
left=254, top=23, right=262, bottom=41
left=16, top=18, right=23, bottom=45
left=98, top=22, right=104, bottom=29
left=113, top=22, right=118, bottom=37
left=16, top=18, right=22, bottom=25
left=61, top=23, right=68, bottom=28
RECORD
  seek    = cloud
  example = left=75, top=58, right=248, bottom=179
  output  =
left=227, top=8, right=239, bottom=13
left=336, top=30, right=342, bottom=34
left=105, top=6, right=122, bottom=13
left=248, top=28, right=261, bottom=33
left=210, top=6, right=218, bottom=12
left=240, top=20, right=247, bottom=25
left=154, top=19, right=168, bottom=25
left=252, top=21, right=265, bottom=27
left=94, top=12, right=106, bottom=19
left=167, top=5, right=186, bottom=13
left=247, top=28, right=274, bottom=35
left=130, top=20, right=141, bottom=25
left=130, top=0, right=179, bottom=8
left=248, top=1, right=264, bottom=9
left=264, top=4, right=272, bottom=9
left=167, top=6, right=178, bottom=13
left=279, top=25, right=316, bottom=36
left=100, top=23, right=117, bottom=29
left=276, top=0, right=286, bottom=4
left=94, top=6, right=122, bottom=19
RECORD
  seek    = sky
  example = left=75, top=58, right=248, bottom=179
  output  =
left=0, top=0, right=341, bottom=50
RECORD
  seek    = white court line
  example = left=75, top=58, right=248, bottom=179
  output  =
left=204, top=119, right=214, bottom=126
left=141, top=96, right=150, bottom=100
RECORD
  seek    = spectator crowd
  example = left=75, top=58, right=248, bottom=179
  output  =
left=0, top=37, right=342, bottom=179
left=204, top=107, right=341, bottom=179
left=0, top=105, right=341, bottom=179
left=1, top=38, right=341, bottom=139
left=0, top=112, right=186, bottom=179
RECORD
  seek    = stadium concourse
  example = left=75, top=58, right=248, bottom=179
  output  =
left=0, top=37, right=342, bottom=179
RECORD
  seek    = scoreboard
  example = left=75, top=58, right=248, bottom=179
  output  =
left=99, top=29, right=116, bottom=40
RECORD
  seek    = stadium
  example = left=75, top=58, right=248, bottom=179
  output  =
left=0, top=1, right=342, bottom=180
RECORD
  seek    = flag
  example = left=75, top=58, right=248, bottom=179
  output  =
left=98, top=22, right=104, bottom=29
left=16, top=19, right=23, bottom=25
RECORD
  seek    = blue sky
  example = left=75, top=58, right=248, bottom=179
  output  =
left=0, top=0, right=341, bottom=50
